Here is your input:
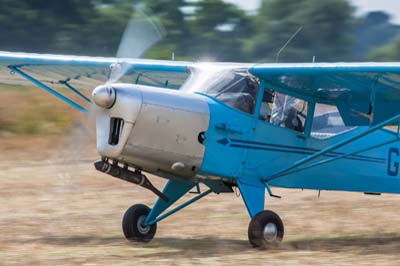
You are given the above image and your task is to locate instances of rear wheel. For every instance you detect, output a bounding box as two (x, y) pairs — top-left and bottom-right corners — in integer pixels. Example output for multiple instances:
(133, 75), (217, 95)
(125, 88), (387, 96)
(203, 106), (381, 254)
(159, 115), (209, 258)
(248, 210), (284, 249)
(122, 204), (157, 242)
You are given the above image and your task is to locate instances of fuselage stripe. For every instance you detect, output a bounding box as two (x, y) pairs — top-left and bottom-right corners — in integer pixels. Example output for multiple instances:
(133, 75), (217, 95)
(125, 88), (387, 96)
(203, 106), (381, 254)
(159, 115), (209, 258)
(228, 139), (385, 164)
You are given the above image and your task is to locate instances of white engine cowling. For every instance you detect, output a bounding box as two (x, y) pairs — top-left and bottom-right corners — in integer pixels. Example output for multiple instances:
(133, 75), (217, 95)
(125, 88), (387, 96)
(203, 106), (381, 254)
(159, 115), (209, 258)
(93, 84), (210, 178)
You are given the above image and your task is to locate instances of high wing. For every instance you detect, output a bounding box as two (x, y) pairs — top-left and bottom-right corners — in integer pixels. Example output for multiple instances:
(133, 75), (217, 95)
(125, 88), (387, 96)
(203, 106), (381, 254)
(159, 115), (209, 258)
(0, 51), (256, 112)
(3, 51), (400, 126)
(0, 51), (191, 111)
(250, 63), (400, 126)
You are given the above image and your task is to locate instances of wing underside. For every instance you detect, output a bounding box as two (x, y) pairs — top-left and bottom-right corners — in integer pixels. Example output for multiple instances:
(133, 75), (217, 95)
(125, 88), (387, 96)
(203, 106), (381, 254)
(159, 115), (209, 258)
(0, 51), (190, 94)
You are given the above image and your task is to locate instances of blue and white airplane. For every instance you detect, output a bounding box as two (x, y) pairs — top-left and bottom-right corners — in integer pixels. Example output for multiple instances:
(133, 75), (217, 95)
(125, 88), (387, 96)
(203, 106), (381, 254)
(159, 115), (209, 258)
(1, 51), (400, 249)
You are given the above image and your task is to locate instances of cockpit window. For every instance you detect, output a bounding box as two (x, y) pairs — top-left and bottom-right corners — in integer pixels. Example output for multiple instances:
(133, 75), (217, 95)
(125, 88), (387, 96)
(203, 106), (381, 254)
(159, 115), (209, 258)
(270, 92), (308, 133)
(181, 68), (259, 114)
(311, 104), (355, 139)
(209, 73), (259, 114)
(257, 88), (307, 133)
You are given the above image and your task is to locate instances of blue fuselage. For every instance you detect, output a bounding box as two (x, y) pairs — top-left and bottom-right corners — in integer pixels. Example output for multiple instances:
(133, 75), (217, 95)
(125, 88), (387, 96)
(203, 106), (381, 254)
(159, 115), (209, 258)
(199, 95), (400, 194)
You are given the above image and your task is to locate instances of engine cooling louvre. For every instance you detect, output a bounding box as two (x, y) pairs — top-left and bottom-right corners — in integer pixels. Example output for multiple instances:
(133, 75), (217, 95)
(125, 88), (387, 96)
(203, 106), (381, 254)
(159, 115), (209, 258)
(108, 117), (124, 145)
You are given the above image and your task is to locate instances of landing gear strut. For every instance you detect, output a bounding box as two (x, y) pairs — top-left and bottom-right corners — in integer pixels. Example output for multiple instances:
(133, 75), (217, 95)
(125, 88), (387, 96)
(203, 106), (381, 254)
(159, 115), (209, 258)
(248, 210), (284, 249)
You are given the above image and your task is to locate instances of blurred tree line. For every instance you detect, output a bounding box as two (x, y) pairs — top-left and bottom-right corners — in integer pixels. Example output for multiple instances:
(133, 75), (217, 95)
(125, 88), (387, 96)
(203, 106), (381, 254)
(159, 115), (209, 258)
(0, 0), (399, 62)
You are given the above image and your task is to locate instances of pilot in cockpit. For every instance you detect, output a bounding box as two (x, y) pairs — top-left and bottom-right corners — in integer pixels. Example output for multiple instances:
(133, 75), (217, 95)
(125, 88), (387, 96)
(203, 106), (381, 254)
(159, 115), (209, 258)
(197, 70), (304, 132)
(270, 92), (304, 132)
(260, 89), (304, 132)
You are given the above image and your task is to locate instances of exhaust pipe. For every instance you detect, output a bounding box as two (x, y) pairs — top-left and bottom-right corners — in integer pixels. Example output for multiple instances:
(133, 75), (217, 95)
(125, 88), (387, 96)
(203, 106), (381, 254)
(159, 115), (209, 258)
(94, 159), (169, 202)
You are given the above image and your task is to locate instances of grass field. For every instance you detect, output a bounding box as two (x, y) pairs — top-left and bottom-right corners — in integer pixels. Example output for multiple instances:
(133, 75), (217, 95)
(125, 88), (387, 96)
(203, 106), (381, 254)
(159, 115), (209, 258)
(3, 144), (400, 265)
(2, 87), (400, 265)
(0, 84), (84, 136)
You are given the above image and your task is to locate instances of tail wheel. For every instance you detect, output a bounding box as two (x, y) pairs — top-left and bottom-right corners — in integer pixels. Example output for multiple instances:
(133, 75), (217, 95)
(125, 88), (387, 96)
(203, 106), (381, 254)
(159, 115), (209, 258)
(248, 210), (284, 249)
(122, 204), (157, 242)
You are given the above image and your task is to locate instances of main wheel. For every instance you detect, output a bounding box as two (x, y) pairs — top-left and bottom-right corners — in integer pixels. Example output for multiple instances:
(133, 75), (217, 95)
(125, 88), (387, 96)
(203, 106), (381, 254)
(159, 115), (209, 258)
(248, 210), (284, 249)
(122, 204), (157, 242)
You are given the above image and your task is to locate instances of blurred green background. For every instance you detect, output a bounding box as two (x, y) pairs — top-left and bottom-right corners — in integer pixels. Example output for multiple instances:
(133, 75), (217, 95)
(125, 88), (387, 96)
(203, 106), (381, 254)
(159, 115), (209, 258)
(1, 0), (400, 62)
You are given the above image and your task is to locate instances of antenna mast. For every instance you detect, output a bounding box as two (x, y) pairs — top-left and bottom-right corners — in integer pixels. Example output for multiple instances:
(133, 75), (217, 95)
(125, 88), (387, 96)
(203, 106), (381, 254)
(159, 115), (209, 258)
(275, 26), (303, 63)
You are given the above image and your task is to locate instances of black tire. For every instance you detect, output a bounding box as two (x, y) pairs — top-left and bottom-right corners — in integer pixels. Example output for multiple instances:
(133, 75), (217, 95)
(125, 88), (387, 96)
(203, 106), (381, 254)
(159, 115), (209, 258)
(122, 204), (157, 243)
(248, 210), (284, 249)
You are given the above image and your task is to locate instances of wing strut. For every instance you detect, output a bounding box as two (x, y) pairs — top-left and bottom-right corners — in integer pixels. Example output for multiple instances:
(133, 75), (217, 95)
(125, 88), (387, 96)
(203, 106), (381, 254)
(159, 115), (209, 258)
(264, 113), (400, 182)
(60, 79), (92, 104)
(8, 65), (88, 113)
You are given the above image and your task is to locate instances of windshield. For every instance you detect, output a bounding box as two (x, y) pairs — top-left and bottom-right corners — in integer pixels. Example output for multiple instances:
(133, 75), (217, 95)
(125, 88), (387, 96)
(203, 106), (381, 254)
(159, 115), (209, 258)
(182, 67), (259, 114)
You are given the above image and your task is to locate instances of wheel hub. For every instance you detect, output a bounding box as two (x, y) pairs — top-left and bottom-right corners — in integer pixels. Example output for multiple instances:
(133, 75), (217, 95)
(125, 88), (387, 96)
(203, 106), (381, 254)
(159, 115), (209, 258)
(263, 223), (278, 242)
(137, 215), (151, 234)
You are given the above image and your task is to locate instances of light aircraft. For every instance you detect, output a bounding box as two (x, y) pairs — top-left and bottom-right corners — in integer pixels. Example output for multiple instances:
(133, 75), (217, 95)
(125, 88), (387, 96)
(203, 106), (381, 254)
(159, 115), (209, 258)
(2, 16), (400, 250)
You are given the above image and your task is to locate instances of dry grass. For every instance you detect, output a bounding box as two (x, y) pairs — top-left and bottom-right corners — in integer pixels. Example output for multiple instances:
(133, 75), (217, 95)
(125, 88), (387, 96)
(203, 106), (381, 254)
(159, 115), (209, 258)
(2, 136), (400, 266)
(0, 84), (85, 135)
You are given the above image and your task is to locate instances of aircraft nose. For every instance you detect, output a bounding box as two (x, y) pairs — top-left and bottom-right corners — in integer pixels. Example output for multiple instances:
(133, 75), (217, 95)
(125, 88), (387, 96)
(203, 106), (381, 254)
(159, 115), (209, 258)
(94, 84), (142, 158)
(92, 85), (116, 108)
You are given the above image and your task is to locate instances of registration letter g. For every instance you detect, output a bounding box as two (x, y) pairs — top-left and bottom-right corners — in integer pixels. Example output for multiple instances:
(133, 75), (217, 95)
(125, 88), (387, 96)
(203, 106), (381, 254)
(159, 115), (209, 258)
(388, 147), (399, 176)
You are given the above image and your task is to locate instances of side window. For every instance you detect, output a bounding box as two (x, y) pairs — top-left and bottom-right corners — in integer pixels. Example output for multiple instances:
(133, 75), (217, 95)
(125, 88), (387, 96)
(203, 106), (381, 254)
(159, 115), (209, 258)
(259, 90), (307, 133)
(270, 92), (307, 133)
(311, 103), (354, 139)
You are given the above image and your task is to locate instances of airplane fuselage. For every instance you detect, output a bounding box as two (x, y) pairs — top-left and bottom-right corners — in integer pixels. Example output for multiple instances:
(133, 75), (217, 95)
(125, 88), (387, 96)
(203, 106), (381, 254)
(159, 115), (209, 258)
(93, 82), (399, 195)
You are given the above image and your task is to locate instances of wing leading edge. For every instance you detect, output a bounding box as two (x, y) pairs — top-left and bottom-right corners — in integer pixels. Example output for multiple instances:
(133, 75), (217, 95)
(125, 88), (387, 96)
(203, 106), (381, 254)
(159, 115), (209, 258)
(0, 51), (192, 112)
(0, 51), (189, 71)
(250, 63), (400, 126)
(0, 51), (190, 89)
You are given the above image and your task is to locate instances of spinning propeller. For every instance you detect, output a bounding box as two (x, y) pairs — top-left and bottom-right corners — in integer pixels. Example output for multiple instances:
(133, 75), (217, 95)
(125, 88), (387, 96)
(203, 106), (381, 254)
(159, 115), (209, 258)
(69, 5), (165, 160)
(106, 5), (166, 85)
(93, 5), (165, 108)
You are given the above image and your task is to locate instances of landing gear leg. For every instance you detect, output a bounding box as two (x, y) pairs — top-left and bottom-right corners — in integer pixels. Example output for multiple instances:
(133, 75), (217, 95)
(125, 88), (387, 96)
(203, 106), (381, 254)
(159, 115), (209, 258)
(237, 180), (284, 248)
